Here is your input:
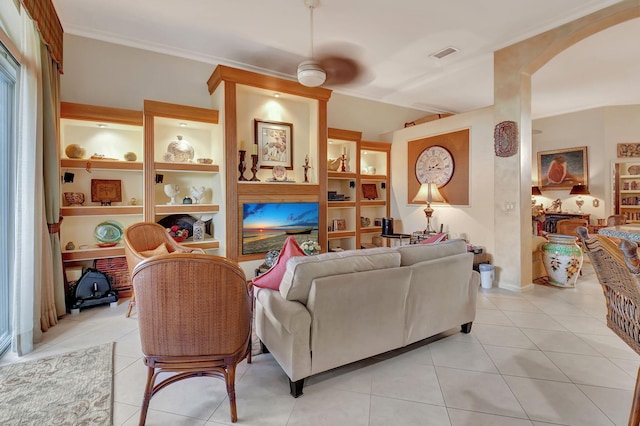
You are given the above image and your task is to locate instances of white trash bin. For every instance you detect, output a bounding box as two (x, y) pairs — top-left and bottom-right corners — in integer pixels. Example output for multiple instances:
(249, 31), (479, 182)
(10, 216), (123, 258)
(479, 264), (494, 289)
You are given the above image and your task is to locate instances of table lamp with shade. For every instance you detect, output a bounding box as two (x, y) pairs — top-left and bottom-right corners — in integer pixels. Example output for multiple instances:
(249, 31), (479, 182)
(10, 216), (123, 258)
(413, 182), (447, 233)
(532, 186), (542, 205)
(569, 184), (590, 213)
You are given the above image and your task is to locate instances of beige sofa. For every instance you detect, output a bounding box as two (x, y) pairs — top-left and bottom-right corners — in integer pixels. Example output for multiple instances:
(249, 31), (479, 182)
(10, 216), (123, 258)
(254, 239), (480, 397)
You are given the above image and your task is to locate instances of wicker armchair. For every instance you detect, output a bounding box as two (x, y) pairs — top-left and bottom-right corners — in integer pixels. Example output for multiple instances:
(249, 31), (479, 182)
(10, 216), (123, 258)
(123, 222), (205, 318)
(607, 214), (626, 227)
(132, 253), (252, 424)
(576, 227), (640, 425)
(556, 218), (589, 237)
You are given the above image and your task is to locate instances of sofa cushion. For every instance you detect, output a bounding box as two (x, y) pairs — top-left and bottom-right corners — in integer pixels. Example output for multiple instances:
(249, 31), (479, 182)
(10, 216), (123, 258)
(419, 232), (447, 244)
(396, 239), (467, 266)
(279, 247), (401, 304)
(253, 237), (307, 290)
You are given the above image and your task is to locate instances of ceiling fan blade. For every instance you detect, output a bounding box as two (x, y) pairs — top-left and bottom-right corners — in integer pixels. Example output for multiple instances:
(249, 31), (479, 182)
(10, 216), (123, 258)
(319, 56), (361, 85)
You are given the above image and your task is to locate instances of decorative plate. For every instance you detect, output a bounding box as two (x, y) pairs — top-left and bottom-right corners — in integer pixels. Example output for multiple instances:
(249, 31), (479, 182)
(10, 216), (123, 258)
(94, 220), (124, 244)
(272, 165), (287, 181)
(97, 242), (117, 248)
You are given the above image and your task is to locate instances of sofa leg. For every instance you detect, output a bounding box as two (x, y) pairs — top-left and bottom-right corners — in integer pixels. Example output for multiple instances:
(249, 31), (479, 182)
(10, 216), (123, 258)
(260, 340), (270, 354)
(289, 378), (304, 398)
(461, 322), (473, 333)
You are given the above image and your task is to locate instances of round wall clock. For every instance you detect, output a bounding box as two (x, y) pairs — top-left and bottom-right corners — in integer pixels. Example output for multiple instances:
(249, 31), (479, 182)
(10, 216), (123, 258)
(415, 145), (454, 186)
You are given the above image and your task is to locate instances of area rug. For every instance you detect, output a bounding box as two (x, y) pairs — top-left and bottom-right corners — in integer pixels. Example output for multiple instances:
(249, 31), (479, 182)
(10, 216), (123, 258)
(0, 343), (113, 426)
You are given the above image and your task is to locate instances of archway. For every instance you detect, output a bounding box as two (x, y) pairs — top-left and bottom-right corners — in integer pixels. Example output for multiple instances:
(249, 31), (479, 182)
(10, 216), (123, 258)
(493, 0), (640, 290)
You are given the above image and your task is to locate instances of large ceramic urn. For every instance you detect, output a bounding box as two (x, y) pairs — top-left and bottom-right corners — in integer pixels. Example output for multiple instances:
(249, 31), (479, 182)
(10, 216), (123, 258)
(541, 234), (584, 287)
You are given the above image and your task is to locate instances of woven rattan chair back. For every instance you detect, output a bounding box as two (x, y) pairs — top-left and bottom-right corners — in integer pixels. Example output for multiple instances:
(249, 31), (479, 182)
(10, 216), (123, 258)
(576, 227), (640, 425)
(556, 219), (588, 237)
(607, 214), (626, 227)
(131, 253), (251, 424)
(123, 222), (204, 317)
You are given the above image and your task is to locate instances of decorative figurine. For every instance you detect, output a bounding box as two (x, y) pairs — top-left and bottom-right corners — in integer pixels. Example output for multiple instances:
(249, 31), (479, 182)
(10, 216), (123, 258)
(164, 184), (180, 205)
(302, 155), (311, 183)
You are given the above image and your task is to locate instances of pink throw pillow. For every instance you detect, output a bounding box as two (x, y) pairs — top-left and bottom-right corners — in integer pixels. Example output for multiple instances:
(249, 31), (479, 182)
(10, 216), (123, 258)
(419, 233), (447, 245)
(252, 237), (307, 290)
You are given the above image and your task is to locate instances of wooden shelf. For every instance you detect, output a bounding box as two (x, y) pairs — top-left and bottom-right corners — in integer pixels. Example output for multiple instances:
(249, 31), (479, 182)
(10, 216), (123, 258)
(61, 158), (143, 170)
(621, 175), (640, 179)
(61, 205), (143, 216)
(155, 204), (220, 214)
(328, 201), (356, 208)
(360, 174), (387, 181)
(328, 231), (356, 239)
(62, 246), (125, 262)
(181, 239), (220, 249)
(154, 162), (220, 172)
(621, 190), (640, 193)
(360, 200), (386, 206)
(621, 205), (640, 209)
(328, 172), (357, 179)
(360, 226), (382, 234)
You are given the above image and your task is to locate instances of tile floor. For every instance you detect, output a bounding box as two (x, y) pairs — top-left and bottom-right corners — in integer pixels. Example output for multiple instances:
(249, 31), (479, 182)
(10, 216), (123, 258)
(2, 261), (639, 425)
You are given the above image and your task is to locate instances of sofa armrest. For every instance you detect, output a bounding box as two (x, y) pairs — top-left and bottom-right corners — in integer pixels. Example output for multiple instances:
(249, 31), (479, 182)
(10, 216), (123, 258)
(255, 288), (310, 334)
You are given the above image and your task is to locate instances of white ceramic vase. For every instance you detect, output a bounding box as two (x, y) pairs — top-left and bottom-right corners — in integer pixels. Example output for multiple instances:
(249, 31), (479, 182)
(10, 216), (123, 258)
(164, 184), (180, 205)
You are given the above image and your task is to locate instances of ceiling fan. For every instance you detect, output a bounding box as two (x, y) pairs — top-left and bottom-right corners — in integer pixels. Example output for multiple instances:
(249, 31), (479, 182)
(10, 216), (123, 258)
(297, 0), (366, 88)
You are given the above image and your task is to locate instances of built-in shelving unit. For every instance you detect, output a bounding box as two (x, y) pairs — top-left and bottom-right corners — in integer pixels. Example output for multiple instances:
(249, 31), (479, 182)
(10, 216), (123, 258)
(616, 162), (640, 222)
(59, 102), (144, 266)
(207, 65), (331, 262)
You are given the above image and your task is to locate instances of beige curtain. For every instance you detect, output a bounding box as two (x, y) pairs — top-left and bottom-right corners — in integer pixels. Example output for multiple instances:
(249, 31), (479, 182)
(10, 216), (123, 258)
(40, 40), (63, 331)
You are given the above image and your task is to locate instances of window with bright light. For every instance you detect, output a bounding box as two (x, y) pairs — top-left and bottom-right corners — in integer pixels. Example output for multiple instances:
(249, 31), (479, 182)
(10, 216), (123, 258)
(0, 41), (18, 356)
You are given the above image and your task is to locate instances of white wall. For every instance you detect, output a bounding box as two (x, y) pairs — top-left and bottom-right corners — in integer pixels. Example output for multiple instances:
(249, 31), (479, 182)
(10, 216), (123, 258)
(532, 105), (640, 220)
(61, 35), (426, 138)
(387, 107), (496, 257)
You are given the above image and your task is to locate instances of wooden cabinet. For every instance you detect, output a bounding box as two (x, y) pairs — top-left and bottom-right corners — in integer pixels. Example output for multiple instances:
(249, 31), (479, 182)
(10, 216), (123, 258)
(616, 162), (640, 223)
(358, 141), (391, 248)
(59, 101), (224, 266)
(59, 102), (144, 263)
(326, 128), (360, 251)
(325, 130), (391, 251)
(143, 100), (223, 252)
(207, 65), (331, 261)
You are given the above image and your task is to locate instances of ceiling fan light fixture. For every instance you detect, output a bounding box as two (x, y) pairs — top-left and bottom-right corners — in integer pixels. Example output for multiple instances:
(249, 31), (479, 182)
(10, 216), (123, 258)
(297, 60), (326, 87)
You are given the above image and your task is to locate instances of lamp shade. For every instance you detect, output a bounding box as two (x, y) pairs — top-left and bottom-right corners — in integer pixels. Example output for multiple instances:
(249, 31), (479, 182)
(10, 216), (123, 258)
(531, 186), (542, 196)
(413, 183), (446, 204)
(569, 184), (590, 195)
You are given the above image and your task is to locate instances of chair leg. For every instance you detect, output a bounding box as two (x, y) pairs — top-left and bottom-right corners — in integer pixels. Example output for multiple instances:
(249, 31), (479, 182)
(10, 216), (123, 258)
(139, 365), (155, 426)
(226, 365), (238, 423)
(629, 367), (640, 426)
(126, 290), (136, 318)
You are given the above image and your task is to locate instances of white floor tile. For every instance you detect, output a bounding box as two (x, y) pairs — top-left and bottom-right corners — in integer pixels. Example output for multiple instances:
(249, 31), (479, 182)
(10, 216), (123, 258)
(3, 262), (639, 426)
(370, 396), (451, 426)
(435, 366), (527, 419)
(504, 375), (614, 425)
(543, 352), (635, 390)
(484, 345), (569, 382)
(578, 384), (635, 426)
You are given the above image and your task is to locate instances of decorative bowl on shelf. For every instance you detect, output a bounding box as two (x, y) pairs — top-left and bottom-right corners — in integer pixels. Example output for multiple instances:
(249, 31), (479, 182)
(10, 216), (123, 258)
(64, 192), (85, 206)
(197, 158), (213, 164)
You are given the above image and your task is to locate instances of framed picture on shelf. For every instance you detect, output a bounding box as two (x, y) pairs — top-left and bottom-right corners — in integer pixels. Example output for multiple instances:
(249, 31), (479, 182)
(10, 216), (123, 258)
(255, 119), (293, 169)
(91, 179), (122, 205)
(362, 183), (379, 200)
(537, 146), (588, 191)
(332, 218), (347, 231)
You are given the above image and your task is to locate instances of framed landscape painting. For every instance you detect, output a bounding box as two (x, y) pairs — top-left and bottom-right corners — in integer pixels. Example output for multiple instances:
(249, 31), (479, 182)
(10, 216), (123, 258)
(537, 146), (588, 191)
